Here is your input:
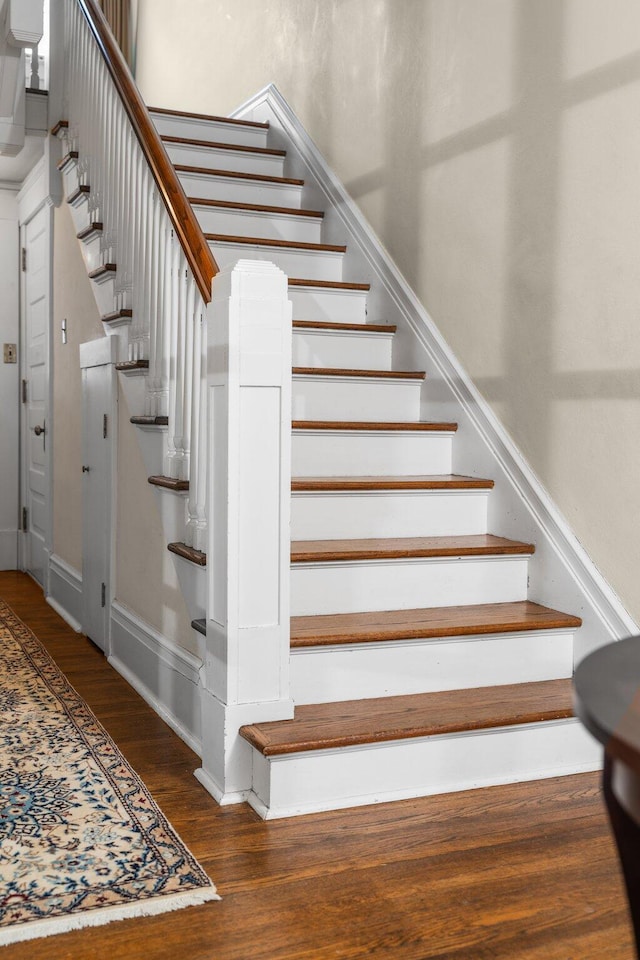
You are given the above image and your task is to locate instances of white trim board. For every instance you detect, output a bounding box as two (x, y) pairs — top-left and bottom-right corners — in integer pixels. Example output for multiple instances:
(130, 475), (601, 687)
(47, 553), (82, 631)
(109, 601), (203, 756)
(231, 84), (637, 662)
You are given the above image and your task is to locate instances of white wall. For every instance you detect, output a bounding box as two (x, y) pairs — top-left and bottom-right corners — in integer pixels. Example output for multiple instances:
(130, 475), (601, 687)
(0, 188), (19, 569)
(135, 0), (640, 623)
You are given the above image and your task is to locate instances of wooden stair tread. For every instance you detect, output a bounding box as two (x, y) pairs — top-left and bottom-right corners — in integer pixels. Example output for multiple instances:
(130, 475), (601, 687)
(130, 415), (168, 426)
(102, 308), (133, 323)
(288, 278), (370, 291)
(148, 475), (189, 491)
(88, 263), (116, 280)
(189, 197), (324, 219)
(292, 366), (424, 380)
(58, 150), (78, 171)
(115, 359), (148, 371)
(162, 134), (285, 157)
(174, 163), (304, 186)
(290, 600), (582, 647)
(293, 320), (395, 333)
(291, 474), (494, 491)
(168, 542), (207, 566)
(191, 618), (206, 636)
(292, 420), (457, 432)
(77, 222), (103, 241)
(206, 234), (346, 253)
(240, 679), (574, 756)
(51, 119), (69, 136)
(291, 534), (535, 563)
(67, 184), (90, 204)
(149, 106), (269, 129)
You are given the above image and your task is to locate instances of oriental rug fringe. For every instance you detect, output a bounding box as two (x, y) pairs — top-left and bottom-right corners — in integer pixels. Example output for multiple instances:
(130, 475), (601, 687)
(0, 600), (218, 947)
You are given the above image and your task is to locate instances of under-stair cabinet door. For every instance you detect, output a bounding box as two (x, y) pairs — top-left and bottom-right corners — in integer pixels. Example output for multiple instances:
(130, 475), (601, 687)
(80, 338), (117, 652)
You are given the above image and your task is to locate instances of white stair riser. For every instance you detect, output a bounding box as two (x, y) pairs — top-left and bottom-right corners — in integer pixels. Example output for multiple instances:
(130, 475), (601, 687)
(64, 185), (93, 234)
(177, 170), (303, 207)
(127, 425), (166, 479)
(210, 241), (344, 282)
(81, 232), (106, 274)
(89, 274), (119, 317)
(163, 141), (285, 177)
(247, 719), (601, 819)
(61, 163), (80, 197)
(169, 555), (206, 622)
(288, 287), (367, 324)
(292, 375), (422, 422)
(291, 555), (530, 616)
(292, 329), (393, 370)
(292, 430), (455, 476)
(291, 629), (575, 704)
(63, 170), (104, 236)
(117, 367), (148, 414)
(291, 489), (489, 540)
(150, 113), (269, 149)
(193, 205), (323, 244)
(152, 488), (189, 543)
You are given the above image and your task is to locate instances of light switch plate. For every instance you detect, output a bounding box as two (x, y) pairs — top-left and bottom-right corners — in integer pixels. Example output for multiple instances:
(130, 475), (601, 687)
(3, 343), (17, 364)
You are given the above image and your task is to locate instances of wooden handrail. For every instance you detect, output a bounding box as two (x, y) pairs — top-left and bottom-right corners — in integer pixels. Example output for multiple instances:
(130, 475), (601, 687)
(74, 0), (218, 302)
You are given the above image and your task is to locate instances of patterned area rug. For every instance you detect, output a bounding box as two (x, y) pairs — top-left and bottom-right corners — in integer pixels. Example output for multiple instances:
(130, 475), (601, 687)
(0, 600), (218, 946)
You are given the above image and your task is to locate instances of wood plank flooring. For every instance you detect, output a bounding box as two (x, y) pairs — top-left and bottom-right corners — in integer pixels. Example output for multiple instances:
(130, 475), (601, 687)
(0, 571), (633, 960)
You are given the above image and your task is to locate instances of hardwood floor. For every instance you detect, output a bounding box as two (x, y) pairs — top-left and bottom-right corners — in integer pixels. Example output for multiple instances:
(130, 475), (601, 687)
(0, 571), (633, 960)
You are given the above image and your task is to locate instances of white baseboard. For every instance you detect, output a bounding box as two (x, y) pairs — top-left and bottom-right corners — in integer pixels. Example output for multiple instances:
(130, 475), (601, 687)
(109, 601), (203, 756)
(193, 767), (249, 806)
(232, 84), (637, 660)
(47, 554), (83, 631)
(0, 528), (18, 571)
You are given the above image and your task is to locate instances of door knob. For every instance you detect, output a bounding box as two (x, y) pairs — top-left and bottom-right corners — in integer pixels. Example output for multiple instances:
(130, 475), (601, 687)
(82, 465), (90, 473)
(33, 424), (45, 436)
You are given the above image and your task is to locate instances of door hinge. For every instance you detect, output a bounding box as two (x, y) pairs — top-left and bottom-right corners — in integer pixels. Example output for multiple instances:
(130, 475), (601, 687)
(101, 582), (106, 608)
(21, 379), (27, 404)
(22, 506), (27, 531)
(103, 413), (108, 439)
(21, 247), (26, 272)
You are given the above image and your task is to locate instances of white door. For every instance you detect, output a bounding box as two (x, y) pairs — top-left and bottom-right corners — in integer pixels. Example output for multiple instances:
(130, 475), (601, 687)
(81, 346), (116, 652)
(21, 206), (51, 586)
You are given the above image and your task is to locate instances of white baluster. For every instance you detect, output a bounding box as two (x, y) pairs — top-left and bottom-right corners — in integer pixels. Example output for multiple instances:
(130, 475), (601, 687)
(29, 45), (40, 90)
(145, 193), (161, 416)
(182, 274), (195, 493)
(165, 238), (181, 478)
(158, 220), (171, 418)
(187, 296), (208, 552)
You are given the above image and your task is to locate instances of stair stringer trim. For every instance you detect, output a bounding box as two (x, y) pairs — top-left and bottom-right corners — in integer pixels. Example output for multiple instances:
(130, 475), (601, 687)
(232, 83), (637, 664)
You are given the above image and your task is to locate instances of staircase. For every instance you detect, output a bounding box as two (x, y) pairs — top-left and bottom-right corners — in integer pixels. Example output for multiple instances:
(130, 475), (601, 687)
(153, 106), (597, 816)
(56, 0), (604, 821)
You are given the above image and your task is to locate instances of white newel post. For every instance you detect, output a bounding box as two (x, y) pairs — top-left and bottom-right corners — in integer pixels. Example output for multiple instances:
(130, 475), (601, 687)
(196, 260), (295, 804)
